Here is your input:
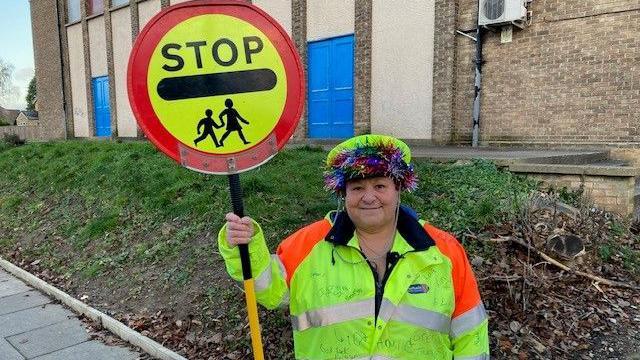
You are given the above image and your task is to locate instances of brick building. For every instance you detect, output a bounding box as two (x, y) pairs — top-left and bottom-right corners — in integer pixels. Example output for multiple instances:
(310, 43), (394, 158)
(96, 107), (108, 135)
(28, 0), (640, 149)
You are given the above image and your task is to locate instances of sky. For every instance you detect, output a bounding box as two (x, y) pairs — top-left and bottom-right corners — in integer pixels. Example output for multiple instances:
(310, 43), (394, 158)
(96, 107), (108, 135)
(0, 0), (34, 110)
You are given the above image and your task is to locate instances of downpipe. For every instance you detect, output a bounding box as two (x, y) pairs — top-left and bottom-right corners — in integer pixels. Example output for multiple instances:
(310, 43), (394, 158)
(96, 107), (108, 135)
(472, 25), (484, 147)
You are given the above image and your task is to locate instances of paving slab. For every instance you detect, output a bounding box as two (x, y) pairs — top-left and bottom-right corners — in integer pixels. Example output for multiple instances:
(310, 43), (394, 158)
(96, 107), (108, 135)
(31, 340), (139, 360)
(0, 290), (51, 316)
(7, 319), (91, 359)
(0, 278), (32, 298)
(0, 304), (73, 337)
(0, 270), (13, 282)
(0, 268), (145, 360)
(0, 338), (24, 360)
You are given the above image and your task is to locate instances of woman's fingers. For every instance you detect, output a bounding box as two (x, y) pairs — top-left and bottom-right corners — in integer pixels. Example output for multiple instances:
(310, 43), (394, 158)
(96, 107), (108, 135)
(225, 212), (241, 222)
(225, 213), (255, 247)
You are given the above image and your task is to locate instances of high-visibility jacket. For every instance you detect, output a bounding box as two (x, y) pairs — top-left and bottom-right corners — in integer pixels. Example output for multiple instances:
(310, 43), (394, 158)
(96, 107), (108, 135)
(218, 207), (489, 359)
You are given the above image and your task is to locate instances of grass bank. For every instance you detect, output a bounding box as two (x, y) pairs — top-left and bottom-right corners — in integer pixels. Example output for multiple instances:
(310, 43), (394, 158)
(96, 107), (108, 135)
(0, 139), (541, 357)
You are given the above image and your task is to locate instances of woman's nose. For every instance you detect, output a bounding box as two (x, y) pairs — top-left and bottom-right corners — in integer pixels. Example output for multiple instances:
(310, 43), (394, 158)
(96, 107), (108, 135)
(361, 189), (377, 203)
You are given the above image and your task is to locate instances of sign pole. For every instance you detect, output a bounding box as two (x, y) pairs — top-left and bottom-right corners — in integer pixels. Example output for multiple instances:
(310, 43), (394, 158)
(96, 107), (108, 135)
(228, 174), (265, 360)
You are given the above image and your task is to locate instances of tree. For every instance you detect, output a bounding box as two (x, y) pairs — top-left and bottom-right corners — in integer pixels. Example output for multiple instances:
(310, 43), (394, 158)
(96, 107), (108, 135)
(25, 76), (36, 111)
(0, 58), (19, 108)
(0, 58), (14, 94)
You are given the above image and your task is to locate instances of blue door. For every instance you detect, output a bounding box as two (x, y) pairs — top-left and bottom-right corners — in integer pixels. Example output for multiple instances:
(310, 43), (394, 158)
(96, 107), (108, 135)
(308, 35), (354, 139)
(92, 76), (111, 137)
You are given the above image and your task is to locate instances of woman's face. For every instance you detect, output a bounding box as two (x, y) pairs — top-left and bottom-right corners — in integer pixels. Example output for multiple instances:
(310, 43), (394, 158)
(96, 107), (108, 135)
(344, 176), (399, 233)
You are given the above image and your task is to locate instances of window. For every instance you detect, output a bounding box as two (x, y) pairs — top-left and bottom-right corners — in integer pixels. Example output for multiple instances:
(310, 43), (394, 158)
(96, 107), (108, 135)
(111, 0), (129, 7)
(88, 0), (104, 15)
(67, 0), (81, 22)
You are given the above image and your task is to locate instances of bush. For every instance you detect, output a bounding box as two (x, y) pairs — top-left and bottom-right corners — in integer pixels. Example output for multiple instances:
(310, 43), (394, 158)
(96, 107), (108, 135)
(0, 133), (24, 151)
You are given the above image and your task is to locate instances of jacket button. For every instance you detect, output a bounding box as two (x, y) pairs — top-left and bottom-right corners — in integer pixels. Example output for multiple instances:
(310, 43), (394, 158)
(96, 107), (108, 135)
(367, 321), (372, 326)
(377, 325), (382, 330)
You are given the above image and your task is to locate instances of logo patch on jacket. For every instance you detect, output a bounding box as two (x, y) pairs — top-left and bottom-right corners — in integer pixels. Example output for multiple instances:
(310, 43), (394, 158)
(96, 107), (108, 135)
(408, 284), (429, 294)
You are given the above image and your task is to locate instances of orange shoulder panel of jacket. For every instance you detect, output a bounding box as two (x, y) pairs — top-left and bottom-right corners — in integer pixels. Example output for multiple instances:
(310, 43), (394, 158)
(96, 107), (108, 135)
(276, 219), (332, 286)
(424, 223), (482, 318)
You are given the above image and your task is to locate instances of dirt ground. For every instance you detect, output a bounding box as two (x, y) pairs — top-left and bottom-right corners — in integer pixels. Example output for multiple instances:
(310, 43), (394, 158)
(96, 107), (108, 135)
(3, 195), (640, 359)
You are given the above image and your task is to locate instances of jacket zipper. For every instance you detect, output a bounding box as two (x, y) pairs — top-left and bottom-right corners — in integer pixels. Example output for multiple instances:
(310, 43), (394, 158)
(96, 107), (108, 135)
(360, 250), (401, 323)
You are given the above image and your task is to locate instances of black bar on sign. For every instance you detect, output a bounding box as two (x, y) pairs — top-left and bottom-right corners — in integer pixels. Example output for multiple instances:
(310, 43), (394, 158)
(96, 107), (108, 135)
(157, 69), (277, 100)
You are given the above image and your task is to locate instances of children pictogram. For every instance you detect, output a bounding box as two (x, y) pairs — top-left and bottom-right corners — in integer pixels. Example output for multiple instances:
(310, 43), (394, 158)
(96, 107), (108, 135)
(219, 98), (251, 146)
(194, 109), (223, 148)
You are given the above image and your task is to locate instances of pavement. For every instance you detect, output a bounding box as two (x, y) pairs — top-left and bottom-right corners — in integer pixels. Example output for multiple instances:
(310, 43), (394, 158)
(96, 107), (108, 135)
(0, 269), (141, 360)
(290, 141), (611, 165)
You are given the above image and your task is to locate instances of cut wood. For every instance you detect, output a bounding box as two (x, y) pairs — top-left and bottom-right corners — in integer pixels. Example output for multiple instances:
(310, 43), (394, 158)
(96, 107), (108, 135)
(509, 237), (640, 291)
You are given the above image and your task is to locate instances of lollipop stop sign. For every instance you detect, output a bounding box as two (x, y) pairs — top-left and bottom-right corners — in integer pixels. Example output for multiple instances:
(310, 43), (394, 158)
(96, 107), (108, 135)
(128, 0), (304, 174)
(128, 2), (304, 359)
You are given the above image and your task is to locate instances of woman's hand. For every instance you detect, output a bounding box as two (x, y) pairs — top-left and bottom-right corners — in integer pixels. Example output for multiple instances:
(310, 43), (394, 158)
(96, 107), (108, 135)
(224, 212), (255, 247)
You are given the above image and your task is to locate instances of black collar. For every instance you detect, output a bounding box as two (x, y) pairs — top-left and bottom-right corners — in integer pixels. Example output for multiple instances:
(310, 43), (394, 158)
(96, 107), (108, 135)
(325, 206), (435, 251)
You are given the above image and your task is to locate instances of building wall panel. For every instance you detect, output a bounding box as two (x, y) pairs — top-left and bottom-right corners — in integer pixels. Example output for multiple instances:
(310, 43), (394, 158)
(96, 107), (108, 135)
(138, 0), (161, 30)
(371, 0), (435, 139)
(452, 0), (640, 146)
(88, 17), (108, 76)
(67, 24), (90, 137)
(254, 0), (292, 36)
(307, 0), (354, 41)
(111, 6), (137, 137)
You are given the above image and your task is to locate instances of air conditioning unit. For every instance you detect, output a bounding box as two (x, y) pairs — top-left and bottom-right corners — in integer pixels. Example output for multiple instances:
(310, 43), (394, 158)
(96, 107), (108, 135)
(478, 0), (527, 27)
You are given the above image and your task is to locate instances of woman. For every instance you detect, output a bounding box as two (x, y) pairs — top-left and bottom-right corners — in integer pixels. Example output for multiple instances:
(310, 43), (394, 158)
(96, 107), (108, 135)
(219, 134), (489, 359)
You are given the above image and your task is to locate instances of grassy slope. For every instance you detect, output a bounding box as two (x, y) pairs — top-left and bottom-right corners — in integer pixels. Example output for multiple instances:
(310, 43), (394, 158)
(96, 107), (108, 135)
(0, 140), (538, 356)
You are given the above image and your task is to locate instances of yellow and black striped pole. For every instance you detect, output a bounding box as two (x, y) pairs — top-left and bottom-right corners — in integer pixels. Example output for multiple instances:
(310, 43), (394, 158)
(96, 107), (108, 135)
(228, 173), (265, 360)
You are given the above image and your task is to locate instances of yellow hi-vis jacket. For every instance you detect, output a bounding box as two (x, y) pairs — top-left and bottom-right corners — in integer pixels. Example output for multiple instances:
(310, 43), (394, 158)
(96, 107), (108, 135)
(219, 207), (490, 359)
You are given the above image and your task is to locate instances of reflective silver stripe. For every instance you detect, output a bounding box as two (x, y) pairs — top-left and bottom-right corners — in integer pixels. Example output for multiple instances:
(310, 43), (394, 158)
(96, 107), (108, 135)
(273, 255), (287, 280)
(254, 255), (286, 292)
(377, 298), (396, 323)
(454, 354), (489, 360)
(351, 356), (395, 360)
(291, 298), (374, 331)
(391, 304), (451, 334)
(378, 298), (450, 334)
(450, 303), (488, 339)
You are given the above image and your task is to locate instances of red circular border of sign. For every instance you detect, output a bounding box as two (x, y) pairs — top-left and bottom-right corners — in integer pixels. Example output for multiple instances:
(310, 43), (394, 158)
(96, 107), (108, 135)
(127, 0), (304, 172)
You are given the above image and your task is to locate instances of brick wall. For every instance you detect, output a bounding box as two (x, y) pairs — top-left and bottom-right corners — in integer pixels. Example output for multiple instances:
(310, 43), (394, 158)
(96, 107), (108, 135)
(291, 0), (308, 141)
(431, 0), (457, 144)
(449, 0), (640, 147)
(29, 0), (68, 141)
(354, 0), (372, 135)
(532, 173), (637, 218)
(0, 126), (42, 141)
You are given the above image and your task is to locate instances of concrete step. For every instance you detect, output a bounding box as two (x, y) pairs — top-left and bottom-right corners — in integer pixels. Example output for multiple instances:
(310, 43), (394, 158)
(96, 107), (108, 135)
(521, 151), (610, 165)
(588, 159), (630, 167)
(508, 163), (640, 177)
(634, 183), (640, 221)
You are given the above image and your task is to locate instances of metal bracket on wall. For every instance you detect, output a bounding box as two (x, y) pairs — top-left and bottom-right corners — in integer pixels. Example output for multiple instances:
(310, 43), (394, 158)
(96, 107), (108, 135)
(455, 30), (477, 42)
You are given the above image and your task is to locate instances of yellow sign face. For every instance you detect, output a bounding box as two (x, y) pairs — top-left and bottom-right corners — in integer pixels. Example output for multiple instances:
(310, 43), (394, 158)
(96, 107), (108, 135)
(147, 14), (287, 154)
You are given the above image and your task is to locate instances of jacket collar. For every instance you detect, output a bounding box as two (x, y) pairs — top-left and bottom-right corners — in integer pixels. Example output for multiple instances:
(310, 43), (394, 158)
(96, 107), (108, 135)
(324, 206), (435, 251)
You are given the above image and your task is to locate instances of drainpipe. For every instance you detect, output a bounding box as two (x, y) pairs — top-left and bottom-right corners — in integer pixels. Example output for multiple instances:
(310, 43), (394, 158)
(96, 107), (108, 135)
(471, 23), (484, 147)
(54, 0), (69, 139)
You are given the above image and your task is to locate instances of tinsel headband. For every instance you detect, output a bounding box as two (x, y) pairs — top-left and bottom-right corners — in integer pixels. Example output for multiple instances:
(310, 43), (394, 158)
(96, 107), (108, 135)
(323, 134), (418, 195)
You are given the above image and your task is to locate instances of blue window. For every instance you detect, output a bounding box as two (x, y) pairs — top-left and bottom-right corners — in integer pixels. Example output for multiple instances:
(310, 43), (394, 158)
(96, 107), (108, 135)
(307, 35), (354, 139)
(67, 0), (81, 23)
(111, 0), (129, 7)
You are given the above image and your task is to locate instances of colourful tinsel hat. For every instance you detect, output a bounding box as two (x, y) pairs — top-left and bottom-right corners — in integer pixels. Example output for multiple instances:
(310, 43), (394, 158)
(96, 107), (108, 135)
(323, 134), (418, 195)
